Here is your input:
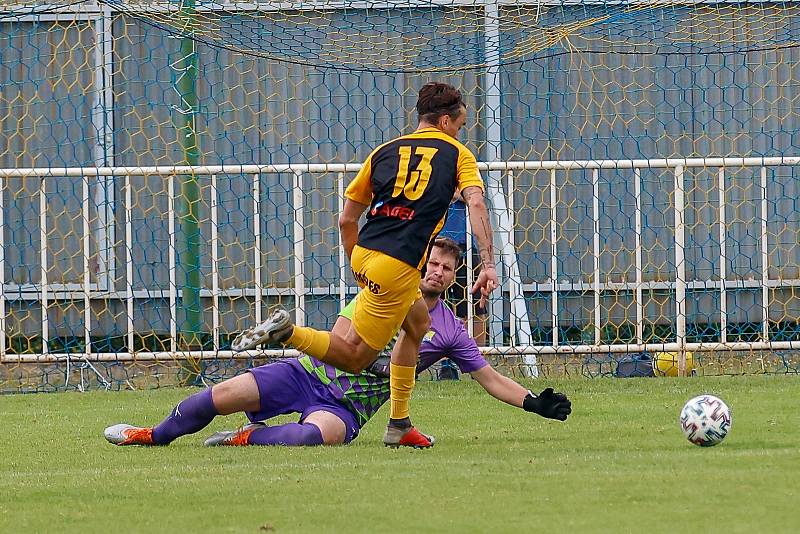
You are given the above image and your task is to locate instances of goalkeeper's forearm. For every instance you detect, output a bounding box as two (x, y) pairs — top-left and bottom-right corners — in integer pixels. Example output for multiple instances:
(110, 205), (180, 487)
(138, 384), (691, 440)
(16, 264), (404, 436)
(472, 366), (571, 421)
(471, 366), (528, 408)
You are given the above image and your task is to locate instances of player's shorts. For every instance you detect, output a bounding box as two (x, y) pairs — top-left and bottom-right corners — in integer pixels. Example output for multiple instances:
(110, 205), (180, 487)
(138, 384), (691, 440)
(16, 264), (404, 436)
(350, 245), (422, 351)
(245, 360), (361, 444)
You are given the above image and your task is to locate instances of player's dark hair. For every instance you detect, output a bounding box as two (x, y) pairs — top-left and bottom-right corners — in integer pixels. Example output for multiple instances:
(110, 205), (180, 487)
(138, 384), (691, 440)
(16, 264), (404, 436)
(417, 82), (465, 124)
(432, 236), (463, 265)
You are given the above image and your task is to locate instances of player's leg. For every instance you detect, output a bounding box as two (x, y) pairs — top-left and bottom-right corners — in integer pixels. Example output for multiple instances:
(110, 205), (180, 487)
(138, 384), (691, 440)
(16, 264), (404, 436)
(203, 360), (338, 446)
(231, 246), (415, 374)
(232, 304), (376, 375)
(209, 372), (261, 414)
(231, 305), (375, 375)
(206, 409), (352, 447)
(206, 363), (361, 446)
(290, 245), (414, 373)
(383, 297), (435, 448)
(388, 298), (430, 419)
(284, 245), (406, 373)
(340, 247), (432, 447)
(244, 410), (350, 446)
(104, 372), (261, 446)
(301, 410), (348, 444)
(148, 377), (251, 444)
(323, 312), (379, 374)
(104, 386), (218, 446)
(315, 313), (379, 374)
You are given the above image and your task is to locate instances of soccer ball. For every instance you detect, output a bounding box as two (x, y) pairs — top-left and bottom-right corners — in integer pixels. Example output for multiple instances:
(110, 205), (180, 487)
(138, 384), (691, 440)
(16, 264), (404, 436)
(679, 394), (732, 447)
(652, 351), (694, 377)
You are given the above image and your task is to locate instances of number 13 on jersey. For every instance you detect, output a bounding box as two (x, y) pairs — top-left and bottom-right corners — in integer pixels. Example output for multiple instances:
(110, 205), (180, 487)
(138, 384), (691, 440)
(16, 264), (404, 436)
(392, 146), (439, 200)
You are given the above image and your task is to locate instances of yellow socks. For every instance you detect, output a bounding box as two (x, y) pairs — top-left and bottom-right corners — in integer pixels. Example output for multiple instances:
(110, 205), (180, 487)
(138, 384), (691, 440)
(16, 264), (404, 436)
(389, 363), (416, 420)
(287, 326), (331, 359)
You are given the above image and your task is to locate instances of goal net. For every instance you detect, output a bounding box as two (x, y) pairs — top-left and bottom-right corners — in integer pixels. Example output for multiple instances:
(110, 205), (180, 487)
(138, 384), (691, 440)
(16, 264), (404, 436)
(2, 0), (800, 391)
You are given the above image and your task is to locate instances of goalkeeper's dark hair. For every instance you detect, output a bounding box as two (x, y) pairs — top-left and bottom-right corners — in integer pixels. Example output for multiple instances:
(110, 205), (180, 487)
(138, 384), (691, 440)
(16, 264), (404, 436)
(432, 236), (463, 265)
(417, 82), (465, 123)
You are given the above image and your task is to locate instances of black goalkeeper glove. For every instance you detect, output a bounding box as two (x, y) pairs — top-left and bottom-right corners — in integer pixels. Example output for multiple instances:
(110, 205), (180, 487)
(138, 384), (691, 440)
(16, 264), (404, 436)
(523, 387), (572, 421)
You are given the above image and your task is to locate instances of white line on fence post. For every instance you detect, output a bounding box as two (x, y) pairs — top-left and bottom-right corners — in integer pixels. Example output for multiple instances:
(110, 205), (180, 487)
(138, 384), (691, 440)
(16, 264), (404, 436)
(210, 174), (219, 351)
(83, 174), (91, 359)
(488, 170), (535, 369)
(337, 172), (346, 311)
(674, 166), (687, 376)
(718, 167), (727, 344)
(40, 177), (48, 356)
(593, 168), (601, 345)
(483, 0), (503, 345)
(634, 168), (643, 344)
(550, 169), (559, 348)
(125, 175), (134, 356)
(293, 170), (305, 327)
(168, 174), (177, 353)
(93, 8), (115, 294)
(761, 166), (769, 341)
(253, 173), (262, 327)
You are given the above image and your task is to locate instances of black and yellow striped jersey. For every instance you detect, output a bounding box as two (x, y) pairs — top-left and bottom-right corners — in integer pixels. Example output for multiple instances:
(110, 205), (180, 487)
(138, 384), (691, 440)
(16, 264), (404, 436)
(345, 127), (484, 270)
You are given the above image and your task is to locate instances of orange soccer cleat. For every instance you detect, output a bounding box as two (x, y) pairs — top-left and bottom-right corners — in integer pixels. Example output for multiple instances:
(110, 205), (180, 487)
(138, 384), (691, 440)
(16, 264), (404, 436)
(203, 423), (265, 447)
(103, 424), (155, 446)
(383, 425), (435, 449)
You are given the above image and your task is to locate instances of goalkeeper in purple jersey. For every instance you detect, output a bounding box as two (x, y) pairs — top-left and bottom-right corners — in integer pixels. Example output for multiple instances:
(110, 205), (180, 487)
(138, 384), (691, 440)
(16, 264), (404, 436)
(103, 237), (571, 448)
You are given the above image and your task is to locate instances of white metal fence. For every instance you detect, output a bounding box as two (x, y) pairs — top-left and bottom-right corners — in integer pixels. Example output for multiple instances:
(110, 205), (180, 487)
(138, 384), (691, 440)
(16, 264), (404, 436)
(2, 156), (800, 364)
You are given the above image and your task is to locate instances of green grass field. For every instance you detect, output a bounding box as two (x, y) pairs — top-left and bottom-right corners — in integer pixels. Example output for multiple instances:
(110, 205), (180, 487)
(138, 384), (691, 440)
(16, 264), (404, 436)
(2, 376), (798, 533)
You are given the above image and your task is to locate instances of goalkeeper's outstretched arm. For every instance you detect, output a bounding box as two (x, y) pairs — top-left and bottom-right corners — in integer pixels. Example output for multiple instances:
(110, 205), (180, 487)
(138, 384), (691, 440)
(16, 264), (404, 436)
(471, 366), (572, 421)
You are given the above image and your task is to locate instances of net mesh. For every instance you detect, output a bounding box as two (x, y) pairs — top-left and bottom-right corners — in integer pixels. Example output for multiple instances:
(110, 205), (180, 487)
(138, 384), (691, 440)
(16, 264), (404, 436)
(72, 1), (800, 71)
(2, 0), (800, 392)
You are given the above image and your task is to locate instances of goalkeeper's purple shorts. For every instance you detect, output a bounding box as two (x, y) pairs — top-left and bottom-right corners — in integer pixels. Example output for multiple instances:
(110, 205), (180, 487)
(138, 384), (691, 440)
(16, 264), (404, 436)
(245, 359), (360, 444)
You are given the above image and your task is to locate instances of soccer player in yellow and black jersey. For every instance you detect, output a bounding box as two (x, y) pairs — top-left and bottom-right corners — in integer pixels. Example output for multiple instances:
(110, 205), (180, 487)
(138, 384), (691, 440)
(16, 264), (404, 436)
(232, 82), (499, 448)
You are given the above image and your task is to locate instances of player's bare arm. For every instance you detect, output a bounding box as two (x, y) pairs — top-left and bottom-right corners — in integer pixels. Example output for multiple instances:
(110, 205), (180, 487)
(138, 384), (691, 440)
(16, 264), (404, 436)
(339, 198), (368, 260)
(461, 185), (499, 307)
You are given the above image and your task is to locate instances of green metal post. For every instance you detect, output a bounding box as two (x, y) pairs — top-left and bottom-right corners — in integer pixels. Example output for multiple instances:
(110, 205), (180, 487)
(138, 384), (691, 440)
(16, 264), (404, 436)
(175, 0), (202, 351)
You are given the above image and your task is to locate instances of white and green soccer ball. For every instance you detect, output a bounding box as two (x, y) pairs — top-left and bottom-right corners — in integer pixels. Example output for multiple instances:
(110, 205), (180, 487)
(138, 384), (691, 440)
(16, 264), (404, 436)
(679, 394), (732, 447)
